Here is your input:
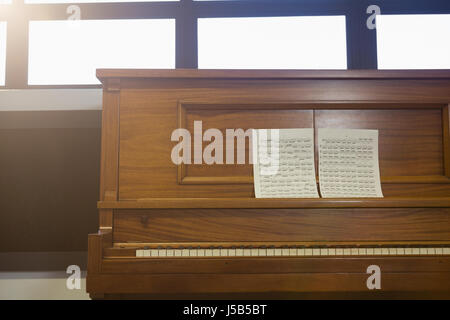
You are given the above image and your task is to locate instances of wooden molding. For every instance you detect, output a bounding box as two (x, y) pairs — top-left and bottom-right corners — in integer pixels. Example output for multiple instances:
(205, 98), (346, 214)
(98, 197), (450, 209)
(96, 69), (450, 83)
(443, 105), (450, 178)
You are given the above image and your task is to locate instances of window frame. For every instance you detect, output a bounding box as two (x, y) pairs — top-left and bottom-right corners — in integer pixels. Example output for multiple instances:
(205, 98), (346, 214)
(2, 0), (450, 88)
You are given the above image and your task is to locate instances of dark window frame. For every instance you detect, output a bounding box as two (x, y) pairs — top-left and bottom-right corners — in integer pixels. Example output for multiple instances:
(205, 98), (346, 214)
(2, 0), (450, 89)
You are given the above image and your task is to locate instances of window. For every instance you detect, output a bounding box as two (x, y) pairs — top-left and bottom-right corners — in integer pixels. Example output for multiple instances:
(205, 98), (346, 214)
(2, 1), (450, 88)
(28, 19), (175, 85)
(0, 22), (6, 86)
(198, 16), (347, 69)
(377, 14), (450, 69)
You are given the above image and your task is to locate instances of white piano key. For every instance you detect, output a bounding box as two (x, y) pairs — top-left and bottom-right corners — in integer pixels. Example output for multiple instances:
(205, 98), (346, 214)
(140, 245), (450, 259)
(158, 249), (167, 257)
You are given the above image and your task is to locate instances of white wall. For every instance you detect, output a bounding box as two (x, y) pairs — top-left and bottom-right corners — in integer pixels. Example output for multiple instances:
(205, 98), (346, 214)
(0, 89), (102, 111)
(0, 89), (100, 300)
(0, 272), (90, 300)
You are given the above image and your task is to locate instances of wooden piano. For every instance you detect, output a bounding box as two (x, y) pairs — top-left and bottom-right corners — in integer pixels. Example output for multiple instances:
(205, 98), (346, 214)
(87, 69), (450, 299)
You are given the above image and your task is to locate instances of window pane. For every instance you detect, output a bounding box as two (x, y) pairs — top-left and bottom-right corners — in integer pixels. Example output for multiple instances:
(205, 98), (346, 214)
(26, 0), (177, 3)
(377, 14), (450, 69)
(28, 19), (175, 85)
(0, 22), (6, 86)
(198, 16), (347, 69)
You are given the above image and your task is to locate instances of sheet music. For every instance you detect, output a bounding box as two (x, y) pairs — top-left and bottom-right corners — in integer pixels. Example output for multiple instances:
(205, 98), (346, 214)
(318, 128), (383, 198)
(252, 128), (319, 198)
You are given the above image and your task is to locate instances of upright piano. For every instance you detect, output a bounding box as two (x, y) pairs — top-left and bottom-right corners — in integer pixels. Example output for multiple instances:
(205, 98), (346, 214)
(87, 69), (450, 299)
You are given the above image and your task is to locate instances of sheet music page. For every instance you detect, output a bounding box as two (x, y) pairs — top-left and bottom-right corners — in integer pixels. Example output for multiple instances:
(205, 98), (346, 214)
(318, 128), (383, 198)
(252, 128), (319, 198)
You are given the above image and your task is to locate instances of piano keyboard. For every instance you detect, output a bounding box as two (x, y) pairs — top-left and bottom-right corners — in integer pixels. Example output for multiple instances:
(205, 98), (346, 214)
(135, 246), (450, 258)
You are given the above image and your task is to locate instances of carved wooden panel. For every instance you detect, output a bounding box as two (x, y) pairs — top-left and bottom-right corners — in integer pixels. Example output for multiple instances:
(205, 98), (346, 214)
(116, 76), (450, 200)
(179, 103), (313, 184)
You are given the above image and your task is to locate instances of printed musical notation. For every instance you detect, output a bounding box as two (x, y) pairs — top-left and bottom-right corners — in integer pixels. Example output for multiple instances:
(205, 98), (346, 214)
(252, 128), (319, 198)
(318, 128), (383, 198)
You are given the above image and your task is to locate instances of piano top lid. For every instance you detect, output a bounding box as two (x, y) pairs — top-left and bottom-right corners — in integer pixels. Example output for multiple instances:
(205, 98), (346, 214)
(96, 69), (450, 84)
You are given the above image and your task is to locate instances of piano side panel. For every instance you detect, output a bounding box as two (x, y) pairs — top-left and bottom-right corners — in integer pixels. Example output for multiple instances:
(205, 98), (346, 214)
(100, 88), (120, 201)
(113, 208), (450, 243)
(444, 105), (450, 178)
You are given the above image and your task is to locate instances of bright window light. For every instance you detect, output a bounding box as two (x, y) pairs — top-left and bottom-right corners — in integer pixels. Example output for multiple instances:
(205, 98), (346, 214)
(377, 14), (450, 69)
(198, 16), (347, 69)
(28, 19), (175, 85)
(0, 22), (6, 86)
(25, 0), (177, 3)
(0, 0), (12, 4)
